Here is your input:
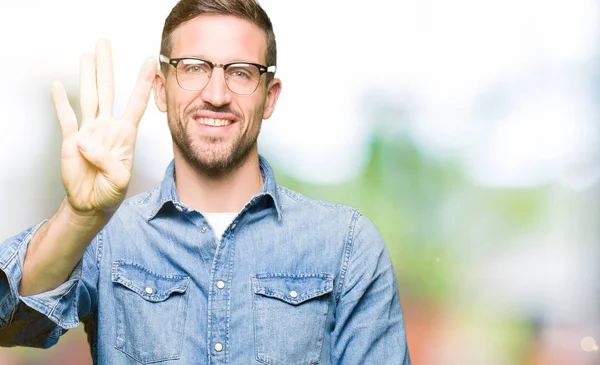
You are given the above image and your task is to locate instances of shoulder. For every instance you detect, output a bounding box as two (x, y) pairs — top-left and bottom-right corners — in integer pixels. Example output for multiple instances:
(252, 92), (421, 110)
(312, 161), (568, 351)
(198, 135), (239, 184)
(276, 184), (360, 219)
(275, 185), (383, 242)
(281, 185), (385, 247)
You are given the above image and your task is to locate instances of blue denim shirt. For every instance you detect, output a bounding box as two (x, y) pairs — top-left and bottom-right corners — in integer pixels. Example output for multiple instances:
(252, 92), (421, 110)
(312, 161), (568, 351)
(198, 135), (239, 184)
(0, 156), (411, 365)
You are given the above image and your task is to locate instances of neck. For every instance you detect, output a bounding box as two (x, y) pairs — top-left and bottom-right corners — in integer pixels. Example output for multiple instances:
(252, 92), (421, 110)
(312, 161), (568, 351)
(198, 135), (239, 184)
(173, 147), (264, 213)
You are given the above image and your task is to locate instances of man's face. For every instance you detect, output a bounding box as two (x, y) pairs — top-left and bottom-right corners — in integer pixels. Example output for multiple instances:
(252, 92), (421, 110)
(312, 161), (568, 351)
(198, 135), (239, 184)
(154, 14), (281, 176)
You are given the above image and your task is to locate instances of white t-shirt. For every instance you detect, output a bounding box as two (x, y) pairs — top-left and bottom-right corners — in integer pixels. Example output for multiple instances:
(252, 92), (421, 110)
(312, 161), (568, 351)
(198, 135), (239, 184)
(203, 212), (238, 241)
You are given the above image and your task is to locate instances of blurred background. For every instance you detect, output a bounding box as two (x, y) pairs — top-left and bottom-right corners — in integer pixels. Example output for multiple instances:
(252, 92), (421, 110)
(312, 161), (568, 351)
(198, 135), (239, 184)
(0, 0), (598, 364)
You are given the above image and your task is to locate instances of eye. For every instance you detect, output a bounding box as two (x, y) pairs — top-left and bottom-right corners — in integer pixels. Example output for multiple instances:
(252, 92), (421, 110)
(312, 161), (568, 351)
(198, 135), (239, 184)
(184, 65), (207, 74)
(228, 69), (251, 79)
(227, 65), (258, 81)
(178, 59), (210, 75)
(234, 70), (250, 79)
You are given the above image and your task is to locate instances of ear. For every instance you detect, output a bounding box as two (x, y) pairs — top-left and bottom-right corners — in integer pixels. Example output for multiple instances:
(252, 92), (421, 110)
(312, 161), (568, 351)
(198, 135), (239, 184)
(153, 70), (168, 113)
(262, 77), (282, 120)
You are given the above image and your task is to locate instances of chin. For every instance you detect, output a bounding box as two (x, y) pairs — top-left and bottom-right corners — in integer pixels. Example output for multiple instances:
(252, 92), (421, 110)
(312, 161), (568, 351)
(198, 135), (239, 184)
(188, 149), (235, 173)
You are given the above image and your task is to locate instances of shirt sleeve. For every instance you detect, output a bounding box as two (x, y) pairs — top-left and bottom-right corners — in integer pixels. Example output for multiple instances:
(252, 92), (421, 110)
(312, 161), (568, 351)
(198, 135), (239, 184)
(331, 214), (412, 365)
(0, 221), (99, 348)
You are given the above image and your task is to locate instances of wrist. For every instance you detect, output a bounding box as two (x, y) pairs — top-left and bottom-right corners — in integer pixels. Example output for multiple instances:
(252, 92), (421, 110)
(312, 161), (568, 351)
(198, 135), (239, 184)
(59, 197), (113, 230)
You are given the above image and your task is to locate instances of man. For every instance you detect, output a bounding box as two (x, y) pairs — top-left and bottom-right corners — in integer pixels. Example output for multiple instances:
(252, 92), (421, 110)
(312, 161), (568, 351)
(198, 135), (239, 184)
(0, 0), (411, 364)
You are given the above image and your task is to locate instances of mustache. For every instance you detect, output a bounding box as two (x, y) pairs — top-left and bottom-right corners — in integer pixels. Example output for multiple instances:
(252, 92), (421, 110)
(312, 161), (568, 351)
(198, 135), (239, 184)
(184, 105), (242, 119)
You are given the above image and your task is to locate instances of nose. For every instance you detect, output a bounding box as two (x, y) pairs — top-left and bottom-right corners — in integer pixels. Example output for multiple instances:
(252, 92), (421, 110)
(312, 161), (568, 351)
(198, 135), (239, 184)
(200, 67), (233, 107)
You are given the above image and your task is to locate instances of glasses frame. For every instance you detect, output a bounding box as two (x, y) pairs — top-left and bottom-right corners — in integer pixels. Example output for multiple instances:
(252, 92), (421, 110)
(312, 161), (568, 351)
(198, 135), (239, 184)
(159, 54), (277, 95)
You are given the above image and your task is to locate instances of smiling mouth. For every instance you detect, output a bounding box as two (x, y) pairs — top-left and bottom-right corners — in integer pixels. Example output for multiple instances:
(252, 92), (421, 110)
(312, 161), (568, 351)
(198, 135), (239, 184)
(196, 118), (234, 127)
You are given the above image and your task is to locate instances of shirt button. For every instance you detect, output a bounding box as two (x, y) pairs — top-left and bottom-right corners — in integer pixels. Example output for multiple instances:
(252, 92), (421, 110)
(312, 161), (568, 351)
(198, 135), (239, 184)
(231, 223), (237, 229)
(201, 226), (207, 233)
(175, 205), (183, 212)
(289, 290), (298, 298)
(216, 281), (225, 289)
(214, 343), (223, 352)
(145, 287), (153, 295)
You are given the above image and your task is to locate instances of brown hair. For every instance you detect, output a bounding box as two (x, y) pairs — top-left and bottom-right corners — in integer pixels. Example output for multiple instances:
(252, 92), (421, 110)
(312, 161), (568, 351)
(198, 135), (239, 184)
(160, 0), (277, 80)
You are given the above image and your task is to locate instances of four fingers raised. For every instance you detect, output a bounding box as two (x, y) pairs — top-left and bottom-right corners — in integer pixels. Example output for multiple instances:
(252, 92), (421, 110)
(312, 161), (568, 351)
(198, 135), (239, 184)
(50, 40), (156, 211)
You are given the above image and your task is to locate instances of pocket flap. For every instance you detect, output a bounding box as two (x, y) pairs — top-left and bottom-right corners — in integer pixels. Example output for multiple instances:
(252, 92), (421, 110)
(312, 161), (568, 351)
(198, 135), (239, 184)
(252, 273), (333, 305)
(111, 261), (190, 302)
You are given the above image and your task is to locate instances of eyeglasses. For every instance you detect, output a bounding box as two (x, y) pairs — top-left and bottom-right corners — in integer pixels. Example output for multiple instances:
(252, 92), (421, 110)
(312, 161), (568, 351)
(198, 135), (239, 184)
(159, 55), (276, 95)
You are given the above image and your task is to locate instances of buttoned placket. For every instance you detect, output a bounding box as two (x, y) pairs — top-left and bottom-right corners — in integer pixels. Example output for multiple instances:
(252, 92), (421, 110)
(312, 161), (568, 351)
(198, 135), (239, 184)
(206, 219), (239, 365)
(174, 201), (231, 364)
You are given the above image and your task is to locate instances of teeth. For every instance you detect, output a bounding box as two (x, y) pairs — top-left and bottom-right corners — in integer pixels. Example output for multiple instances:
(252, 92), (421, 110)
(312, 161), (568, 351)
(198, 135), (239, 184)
(197, 118), (232, 126)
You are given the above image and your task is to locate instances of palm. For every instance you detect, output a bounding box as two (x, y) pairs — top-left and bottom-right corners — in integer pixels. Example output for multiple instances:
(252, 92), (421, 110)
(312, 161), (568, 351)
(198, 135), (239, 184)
(60, 115), (137, 211)
(52, 40), (157, 213)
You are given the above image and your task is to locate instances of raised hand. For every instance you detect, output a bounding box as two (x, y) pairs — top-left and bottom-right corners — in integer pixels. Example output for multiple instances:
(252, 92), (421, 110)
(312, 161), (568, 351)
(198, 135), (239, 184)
(51, 40), (157, 214)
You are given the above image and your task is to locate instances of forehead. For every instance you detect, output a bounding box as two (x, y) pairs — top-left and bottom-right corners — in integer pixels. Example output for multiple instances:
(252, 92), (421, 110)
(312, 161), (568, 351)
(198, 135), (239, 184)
(170, 14), (267, 64)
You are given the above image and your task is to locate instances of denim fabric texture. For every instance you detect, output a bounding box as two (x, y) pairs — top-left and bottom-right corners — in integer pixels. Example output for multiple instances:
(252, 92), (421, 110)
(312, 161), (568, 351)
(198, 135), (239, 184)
(0, 156), (411, 365)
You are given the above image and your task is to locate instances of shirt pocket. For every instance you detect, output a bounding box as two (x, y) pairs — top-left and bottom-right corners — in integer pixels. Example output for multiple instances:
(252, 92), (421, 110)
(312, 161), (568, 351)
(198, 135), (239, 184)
(252, 273), (333, 365)
(111, 261), (190, 364)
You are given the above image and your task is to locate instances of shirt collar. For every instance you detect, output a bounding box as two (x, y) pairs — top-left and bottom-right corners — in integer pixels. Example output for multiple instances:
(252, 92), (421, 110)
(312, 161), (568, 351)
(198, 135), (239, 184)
(146, 155), (282, 221)
(257, 155), (283, 221)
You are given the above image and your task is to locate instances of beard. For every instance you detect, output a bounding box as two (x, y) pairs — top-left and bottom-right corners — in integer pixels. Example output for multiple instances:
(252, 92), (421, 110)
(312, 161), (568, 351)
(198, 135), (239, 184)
(168, 105), (261, 178)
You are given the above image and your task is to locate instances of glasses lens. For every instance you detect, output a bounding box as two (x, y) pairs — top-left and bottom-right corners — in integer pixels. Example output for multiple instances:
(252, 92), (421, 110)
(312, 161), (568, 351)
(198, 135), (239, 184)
(175, 59), (211, 91)
(225, 63), (261, 95)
